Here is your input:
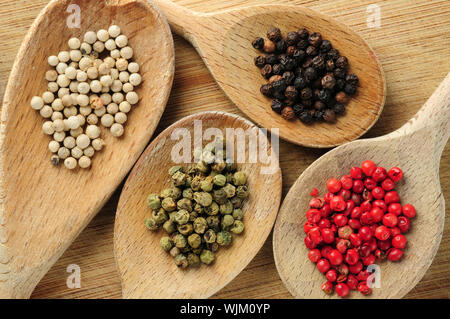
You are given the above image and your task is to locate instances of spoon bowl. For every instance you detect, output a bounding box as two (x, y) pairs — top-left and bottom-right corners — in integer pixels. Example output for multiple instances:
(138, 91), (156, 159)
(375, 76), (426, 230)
(154, 0), (385, 148)
(114, 111), (281, 298)
(273, 73), (450, 298)
(0, 0), (174, 298)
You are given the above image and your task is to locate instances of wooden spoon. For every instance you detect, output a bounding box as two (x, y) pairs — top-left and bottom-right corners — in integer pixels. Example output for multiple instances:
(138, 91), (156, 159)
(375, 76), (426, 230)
(0, 0), (174, 298)
(114, 111), (282, 298)
(153, 0), (385, 148)
(273, 73), (450, 298)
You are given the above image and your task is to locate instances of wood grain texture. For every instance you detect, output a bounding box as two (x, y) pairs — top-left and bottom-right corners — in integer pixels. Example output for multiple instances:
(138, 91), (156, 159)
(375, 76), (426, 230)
(0, 0), (174, 298)
(154, 0), (386, 148)
(273, 73), (450, 298)
(114, 111), (281, 298)
(0, 0), (448, 299)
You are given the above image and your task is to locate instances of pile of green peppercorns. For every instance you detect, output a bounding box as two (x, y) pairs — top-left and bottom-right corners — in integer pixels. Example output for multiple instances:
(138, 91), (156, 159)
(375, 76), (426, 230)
(144, 141), (248, 269)
(252, 27), (359, 123)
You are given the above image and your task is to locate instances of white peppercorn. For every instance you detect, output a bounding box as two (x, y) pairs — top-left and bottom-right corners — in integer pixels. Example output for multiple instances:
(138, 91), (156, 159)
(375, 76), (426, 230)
(100, 93), (112, 105)
(119, 71), (129, 83)
(107, 102), (119, 114)
(64, 157), (77, 169)
(110, 49), (121, 59)
(126, 91), (139, 104)
(119, 101), (131, 113)
(53, 119), (65, 132)
(62, 95), (73, 107)
(90, 80), (102, 93)
(110, 68), (119, 80)
(49, 140), (60, 153)
(79, 106), (92, 116)
(111, 80), (122, 92)
(70, 93), (79, 105)
(53, 131), (66, 142)
(84, 31), (97, 44)
(79, 57), (93, 71)
(122, 83), (133, 93)
(68, 37), (81, 49)
(48, 55), (59, 66)
(110, 123), (124, 137)
(45, 70), (58, 82)
(93, 41), (105, 53)
(69, 50), (82, 62)
(84, 146), (95, 157)
(56, 62), (68, 74)
(42, 91), (54, 104)
(77, 114), (86, 126)
(58, 147), (70, 159)
(58, 51), (70, 63)
(79, 156), (91, 169)
(108, 25), (121, 38)
(120, 46), (133, 59)
(67, 116), (81, 131)
(31, 96), (44, 110)
(101, 114), (114, 127)
(94, 106), (106, 117)
(42, 121), (55, 135)
(86, 66), (98, 80)
(51, 111), (63, 121)
(52, 98), (64, 111)
(97, 29), (109, 42)
(71, 146), (83, 159)
(116, 58), (128, 71)
(80, 42), (92, 55)
(92, 138), (105, 151)
(115, 112), (127, 124)
(76, 70), (88, 82)
(76, 134), (90, 149)
(69, 61), (79, 69)
(115, 34), (128, 48)
(97, 63), (109, 76)
(128, 62), (139, 73)
(65, 66), (77, 80)
(87, 113), (99, 125)
(63, 106), (77, 118)
(57, 74), (70, 88)
(58, 87), (70, 98)
(85, 125), (100, 139)
(112, 92), (124, 103)
(48, 82), (59, 93)
(78, 82), (90, 95)
(100, 75), (113, 87)
(40, 105), (53, 118)
(105, 39), (116, 51)
(70, 127), (83, 138)
(63, 136), (76, 149)
(129, 73), (142, 86)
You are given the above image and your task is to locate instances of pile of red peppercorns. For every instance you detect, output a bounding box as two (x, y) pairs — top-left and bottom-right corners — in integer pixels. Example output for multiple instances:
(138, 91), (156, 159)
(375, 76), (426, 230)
(252, 27), (359, 123)
(304, 160), (416, 298)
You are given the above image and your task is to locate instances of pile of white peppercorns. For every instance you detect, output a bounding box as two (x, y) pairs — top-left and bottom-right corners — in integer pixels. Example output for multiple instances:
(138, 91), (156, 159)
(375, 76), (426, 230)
(30, 25), (142, 170)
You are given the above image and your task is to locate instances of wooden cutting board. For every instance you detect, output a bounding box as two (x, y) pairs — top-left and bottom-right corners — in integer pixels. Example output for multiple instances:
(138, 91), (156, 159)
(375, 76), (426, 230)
(0, 0), (449, 299)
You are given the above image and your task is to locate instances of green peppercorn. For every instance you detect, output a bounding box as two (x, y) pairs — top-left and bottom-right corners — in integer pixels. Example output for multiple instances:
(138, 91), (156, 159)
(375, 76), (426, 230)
(185, 175), (192, 188)
(194, 203), (204, 214)
(221, 214), (234, 229)
(236, 186), (250, 199)
(204, 229), (217, 243)
(209, 170), (219, 178)
(170, 246), (180, 257)
(190, 176), (202, 191)
(200, 176), (214, 192)
(216, 231), (232, 246)
(222, 183), (236, 198)
(174, 254), (188, 269)
(188, 233), (202, 249)
(177, 198), (193, 212)
(204, 201), (219, 216)
(173, 233), (187, 248)
(206, 216), (220, 232)
(161, 197), (177, 212)
(173, 209), (190, 225)
(160, 236), (173, 251)
(206, 242), (219, 253)
(187, 253), (200, 267)
(213, 174), (227, 187)
(188, 211), (198, 222)
(230, 196), (244, 209)
(144, 218), (159, 231)
(182, 188), (194, 200)
(160, 187), (181, 200)
(193, 217), (208, 234)
(211, 162), (226, 172)
(226, 162), (237, 172)
(152, 208), (169, 225)
(232, 171), (247, 186)
(196, 161), (210, 173)
(200, 249), (215, 265)
(178, 223), (194, 236)
(213, 189), (228, 204)
(168, 165), (183, 176)
(172, 171), (187, 187)
(230, 220), (245, 234)
(192, 247), (203, 255)
(225, 172), (233, 183)
(233, 208), (244, 220)
(193, 192), (213, 207)
(146, 194), (161, 210)
(163, 219), (176, 234)
(220, 200), (233, 215)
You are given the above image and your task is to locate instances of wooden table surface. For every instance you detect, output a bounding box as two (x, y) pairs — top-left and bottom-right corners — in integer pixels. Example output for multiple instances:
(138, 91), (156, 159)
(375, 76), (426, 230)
(0, 0), (449, 299)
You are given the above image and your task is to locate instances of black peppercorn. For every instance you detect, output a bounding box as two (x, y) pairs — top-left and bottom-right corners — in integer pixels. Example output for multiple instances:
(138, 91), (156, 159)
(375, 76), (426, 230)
(272, 78), (287, 93)
(302, 57), (313, 68)
(292, 49), (306, 64)
(344, 83), (357, 95)
(326, 48), (340, 61)
(333, 103), (346, 114)
(318, 89), (332, 103)
(282, 71), (295, 85)
(321, 74), (336, 90)
(304, 67), (318, 82)
(272, 64), (284, 75)
(335, 91), (349, 104)
(273, 91), (285, 100)
(301, 99), (313, 108)
(314, 110), (324, 121)
(308, 32), (322, 47)
(263, 40), (276, 53)
(345, 74), (359, 86)
(286, 31), (300, 46)
(294, 76), (307, 90)
(265, 54), (278, 65)
(268, 75), (282, 84)
(260, 83), (273, 97)
(252, 37), (264, 50)
(312, 55), (325, 70)
(275, 39), (287, 53)
(306, 45), (318, 56)
(267, 27), (282, 42)
(314, 100), (326, 110)
(312, 79), (322, 90)
(271, 99), (283, 113)
(293, 104), (305, 116)
(281, 106), (295, 120)
(254, 56), (266, 68)
(323, 109), (336, 122)
(286, 45), (296, 56)
(334, 68), (346, 79)
(261, 64), (273, 79)
(335, 79), (346, 91)
(279, 55), (295, 70)
(296, 39), (309, 50)
(297, 28), (309, 39)
(299, 110), (313, 123)
(335, 56), (348, 69)
(285, 86), (298, 100)
(320, 40), (332, 53)
(325, 59), (335, 72)
(300, 87), (313, 100)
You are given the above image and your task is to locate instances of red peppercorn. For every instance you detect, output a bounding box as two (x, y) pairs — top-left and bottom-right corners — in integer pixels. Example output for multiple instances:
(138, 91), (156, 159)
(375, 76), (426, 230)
(381, 178), (395, 191)
(328, 249), (344, 266)
(357, 270), (371, 282)
(336, 239), (350, 254)
(360, 200), (372, 212)
(397, 216), (411, 233)
(321, 228), (335, 244)
(374, 249), (385, 260)
(358, 282), (372, 295)
(362, 254), (376, 266)
(343, 200), (355, 216)
(333, 214), (347, 227)
(388, 203), (402, 216)
(372, 186), (385, 200)
(349, 261), (363, 274)
(402, 204), (416, 218)
(337, 273), (348, 283)
(340, 175), (353, 190)
(349, 233), (362, 247)
(360, 212), (373, 225)
(362, 189), (373, 201)
(326, 269), (338, 282)
(382, 213), (398, 227)
(372, 167), (387, 182)
(308, 227), (323, 244)
(375, 225), (390, 241)
(390, 227), (401, 237)
(318, 218), (331, 229)
(348, 218), (361, 230)
(384, 191), (400, 204)
(361, 160), (376, 176)
(364, 178), (377, 190)
(309, 197), (324, 209)
(378, 239), (391, 251)
(351, 193), (362, 205)
(347, 274), (358, 290)
(359, 226), (373, 242)
(308, 249), (322, 263)
(304, 235), (317, 249)
(324, 192), (334, 203)
(310, 188), (319, 197)
(351, 207), (362, 219)
(338, 189), (352, 201)
(367, 237), (378, 251)
(350, 166), (363, 180)
(392, 234), (407, 249)
(317, 258), (331, 273)
(335, 283), (350, 297)
(370, 207), (384, 223)
(306, 209), (321, 223)
(338, 225), (353, 239)
(352, 179), (364, 193)
(330, 195), (346, 211)
(372, 199), (387, 213)
(336, 263), (349, 276)
(321, 281), (334, 294)
(304, 221), (316, 234)
(387, 248), (404, 261)
(345, 248), (360, 265)
(388, 167), (403, 182)
(326, 178), (342, 193)
(320, 204), (332, 217)
(321, 246), (333, 258)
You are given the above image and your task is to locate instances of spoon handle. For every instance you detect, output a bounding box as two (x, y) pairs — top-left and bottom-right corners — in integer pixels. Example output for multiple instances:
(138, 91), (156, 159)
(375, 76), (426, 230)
(394, 72), (450, 155)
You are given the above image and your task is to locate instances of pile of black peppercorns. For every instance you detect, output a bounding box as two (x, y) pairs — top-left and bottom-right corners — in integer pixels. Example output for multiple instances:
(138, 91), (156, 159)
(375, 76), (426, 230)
(252, 27), (359, 123)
